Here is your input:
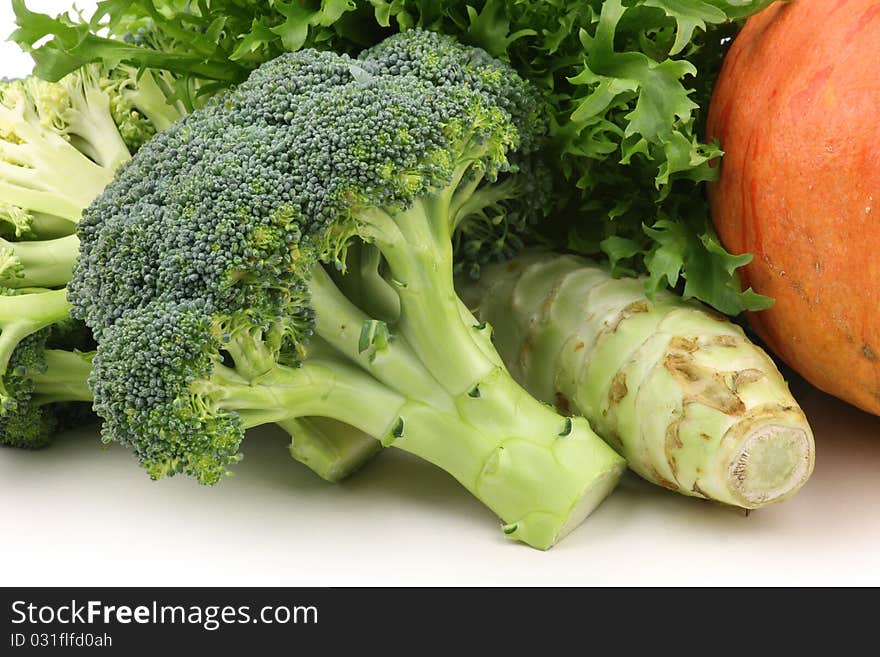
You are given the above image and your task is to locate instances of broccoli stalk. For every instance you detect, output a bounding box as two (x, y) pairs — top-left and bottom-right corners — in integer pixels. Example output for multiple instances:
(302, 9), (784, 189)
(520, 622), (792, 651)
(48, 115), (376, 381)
(94, 295), (623, 548)
(72, 32), (628, 548)
(28, 348), (93, 405)
(0, 233), (79, 288)
(310, 267), (624, 546)
(0, 309), (95, 449)
(279, 417), (380, 483)
(0, 288), (72, 399)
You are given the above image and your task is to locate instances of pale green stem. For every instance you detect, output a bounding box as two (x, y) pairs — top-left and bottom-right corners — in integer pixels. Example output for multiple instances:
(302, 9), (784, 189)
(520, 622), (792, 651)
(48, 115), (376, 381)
(30, 349), (94, 405)
(1, 234), (79, 288)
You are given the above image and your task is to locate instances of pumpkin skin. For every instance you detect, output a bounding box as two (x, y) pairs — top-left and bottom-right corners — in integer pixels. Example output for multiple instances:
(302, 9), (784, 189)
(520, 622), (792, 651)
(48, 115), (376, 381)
(706, 0), (880, 416)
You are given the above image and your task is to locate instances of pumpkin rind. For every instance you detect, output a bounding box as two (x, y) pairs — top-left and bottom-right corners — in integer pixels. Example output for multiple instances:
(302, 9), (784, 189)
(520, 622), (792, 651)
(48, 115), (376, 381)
(706, 0), (880, 415)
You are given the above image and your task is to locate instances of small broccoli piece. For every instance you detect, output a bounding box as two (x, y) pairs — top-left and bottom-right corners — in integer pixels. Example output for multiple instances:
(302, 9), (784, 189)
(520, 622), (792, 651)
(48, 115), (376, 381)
(0, 66), (136, 291)
(0, 68), (130, 223)
(0, 285), (95, 450)
(72, 30), (625, 549)
(0, 288), (76, 409)
(0, 320), (93, 449)
(279, 416), (381, 483)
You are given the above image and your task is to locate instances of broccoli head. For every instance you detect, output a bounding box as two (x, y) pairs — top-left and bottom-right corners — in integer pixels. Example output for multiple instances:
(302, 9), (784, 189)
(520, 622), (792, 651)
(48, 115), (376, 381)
(71, 30), (625, 549)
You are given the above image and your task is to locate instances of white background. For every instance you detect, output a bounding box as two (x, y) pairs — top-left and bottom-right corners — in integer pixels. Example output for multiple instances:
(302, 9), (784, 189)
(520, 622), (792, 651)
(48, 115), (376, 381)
(2, 1), (879, 586)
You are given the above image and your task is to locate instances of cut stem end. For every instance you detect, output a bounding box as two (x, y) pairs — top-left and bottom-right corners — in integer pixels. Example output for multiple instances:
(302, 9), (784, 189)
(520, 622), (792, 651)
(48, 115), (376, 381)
(727, 424), (814, 508)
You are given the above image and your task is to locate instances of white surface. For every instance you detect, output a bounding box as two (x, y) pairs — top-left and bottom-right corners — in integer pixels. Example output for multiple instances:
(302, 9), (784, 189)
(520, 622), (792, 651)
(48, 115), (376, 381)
(2, 378), (879, 586)
(2, 2), (880, 587)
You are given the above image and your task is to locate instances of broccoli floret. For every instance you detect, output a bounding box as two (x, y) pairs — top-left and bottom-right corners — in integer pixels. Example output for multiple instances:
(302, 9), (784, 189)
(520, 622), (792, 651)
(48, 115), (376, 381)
(0, 316), (94, 449)
(0, 62), (359, 468)
(71, 30), (625, 549)
(0, 288), (77, 404)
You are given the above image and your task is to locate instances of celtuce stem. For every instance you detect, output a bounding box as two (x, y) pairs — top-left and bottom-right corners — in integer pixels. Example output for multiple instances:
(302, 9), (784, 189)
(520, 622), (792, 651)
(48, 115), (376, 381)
(460, 250), (816, 508)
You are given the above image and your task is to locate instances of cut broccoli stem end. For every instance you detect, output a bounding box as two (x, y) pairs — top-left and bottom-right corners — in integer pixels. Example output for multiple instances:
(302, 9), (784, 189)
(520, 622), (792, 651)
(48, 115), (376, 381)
(388, 392), (626, 550)
(278, 416), (382, 483)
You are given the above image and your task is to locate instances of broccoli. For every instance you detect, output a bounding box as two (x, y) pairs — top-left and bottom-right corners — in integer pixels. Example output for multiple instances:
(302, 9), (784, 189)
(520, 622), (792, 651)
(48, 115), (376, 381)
(0, 64), (179, 450)
(71, 30), (626, 549)
(0, 67), (131, 288)
(0, 288), (94, 449)
(0, 58), (399, 475)
(0, 62), (190, 287)
(102, 65), (193, 154)
(0, 68), (129, 221)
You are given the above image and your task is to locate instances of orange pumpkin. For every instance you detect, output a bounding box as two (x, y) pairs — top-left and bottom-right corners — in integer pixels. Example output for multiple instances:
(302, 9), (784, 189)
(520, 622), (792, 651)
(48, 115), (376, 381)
(706, 0), (880, 415)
